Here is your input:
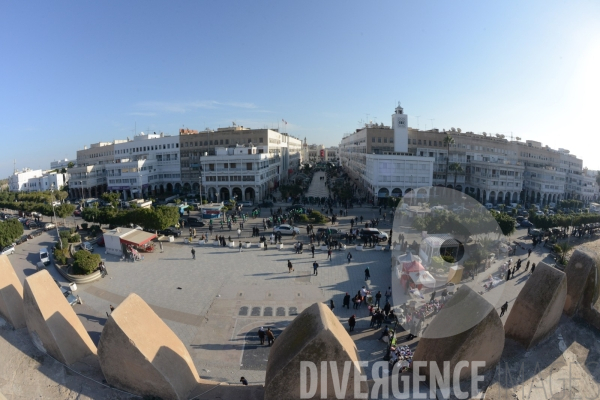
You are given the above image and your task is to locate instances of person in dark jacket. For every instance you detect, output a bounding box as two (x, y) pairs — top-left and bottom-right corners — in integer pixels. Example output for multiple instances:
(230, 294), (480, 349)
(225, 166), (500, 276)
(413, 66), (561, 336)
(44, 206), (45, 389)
(330, 299), (335, 311)
(348, 315), (356, 332)
(266, 328), (275, 346)
(343, 292), (350, 309)
(364, 267), (371, 281)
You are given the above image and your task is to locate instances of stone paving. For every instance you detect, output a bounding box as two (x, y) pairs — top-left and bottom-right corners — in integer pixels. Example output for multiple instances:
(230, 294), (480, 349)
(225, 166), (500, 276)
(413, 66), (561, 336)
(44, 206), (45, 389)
(0, 184), (580, 396)
(304, 170), (330, 199)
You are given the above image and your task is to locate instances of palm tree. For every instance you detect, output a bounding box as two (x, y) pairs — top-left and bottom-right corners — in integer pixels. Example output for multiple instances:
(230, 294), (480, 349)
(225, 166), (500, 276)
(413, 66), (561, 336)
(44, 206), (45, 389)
(554, 242), (574, 265)
(443, 135), (455, 187)
(449, 162), (464, 190)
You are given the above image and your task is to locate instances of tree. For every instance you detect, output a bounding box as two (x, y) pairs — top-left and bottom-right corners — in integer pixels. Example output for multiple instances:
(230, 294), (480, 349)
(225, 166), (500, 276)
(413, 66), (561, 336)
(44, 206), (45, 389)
(72, 250), (102, 275)
(54, 204), (76, 219)
(449, 162), (463, 190)
(101, 192), (121, 208)
(0, 218), (24, 248)
(55, 191), (68, 202)
(443, 135), (455, 187)
(491, 210), (516, 236)
(554, 242), (574, 265)
(67, 161), (75, 169)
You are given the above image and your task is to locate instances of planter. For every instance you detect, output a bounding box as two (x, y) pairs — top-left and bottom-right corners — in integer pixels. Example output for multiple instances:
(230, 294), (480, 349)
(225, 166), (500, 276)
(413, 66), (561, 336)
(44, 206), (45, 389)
(277, 243), (284, 250)
(375, 245), (383, 251)
(168, 235), (175, 243)
(53, 263), (101, 284)
(228, 241), (236, 248)
(257, 242), (264, 248)
(244, 242), (252, 248)
(356, 245), (363, 251)
(69, 283), (78, 291)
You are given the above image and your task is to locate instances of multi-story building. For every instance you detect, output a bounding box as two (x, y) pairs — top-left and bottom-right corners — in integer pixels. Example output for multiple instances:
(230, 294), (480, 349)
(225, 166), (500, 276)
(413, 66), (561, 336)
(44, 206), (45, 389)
(70, 141), (121, 199)
(339, 105), (434, 202)
(50, 159), (73, 170)
(8, 168), (67, 193)
(201, 145), (281, 203)
(340, 104), (596, 206)
(301, 140), (339, 164)
(179, 126), (302, 199)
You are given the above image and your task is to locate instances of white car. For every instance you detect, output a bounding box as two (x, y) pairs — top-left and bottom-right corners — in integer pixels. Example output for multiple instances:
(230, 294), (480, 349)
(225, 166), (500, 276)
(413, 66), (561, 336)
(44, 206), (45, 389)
(81, 242), (94, 252)
(1, 245), (15, 256)
(40, 247), (51, 266)
(273, 224), (300, 235)
(44, 222), (56, 231)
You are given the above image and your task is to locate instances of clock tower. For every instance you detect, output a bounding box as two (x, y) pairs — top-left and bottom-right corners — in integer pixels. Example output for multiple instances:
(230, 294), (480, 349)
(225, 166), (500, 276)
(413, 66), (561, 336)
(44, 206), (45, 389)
(392, 103), (408, 153)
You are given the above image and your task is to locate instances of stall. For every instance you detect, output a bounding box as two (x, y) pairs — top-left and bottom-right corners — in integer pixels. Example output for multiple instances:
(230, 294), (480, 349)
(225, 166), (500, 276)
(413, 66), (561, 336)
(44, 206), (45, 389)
(102, 228), (157, 257)
(399, 260), (437, 291)
(447, 265), (464, 284)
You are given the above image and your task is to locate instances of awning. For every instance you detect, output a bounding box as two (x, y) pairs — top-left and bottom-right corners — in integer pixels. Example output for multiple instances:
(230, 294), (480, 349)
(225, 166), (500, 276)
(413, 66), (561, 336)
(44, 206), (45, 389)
(409, 271), (436, 288)
(120, 230), (157, 247)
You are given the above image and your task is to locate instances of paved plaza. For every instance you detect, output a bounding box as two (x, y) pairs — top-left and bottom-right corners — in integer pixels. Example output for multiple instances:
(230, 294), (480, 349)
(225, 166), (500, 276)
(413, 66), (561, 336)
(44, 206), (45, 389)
(1, 174), (588, 396)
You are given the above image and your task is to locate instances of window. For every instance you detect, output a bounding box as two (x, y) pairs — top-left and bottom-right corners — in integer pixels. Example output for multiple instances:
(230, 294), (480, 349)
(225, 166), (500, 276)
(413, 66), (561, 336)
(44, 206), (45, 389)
(372, 138), (376, 142)
(210, 140), (213, 145)
(259, 138), (263, 143)
(429, 141), (432, 146)
(418, 140), (422, 145)
(246, 163), (253, 170)
(226, 139), (229, 144)
(224, 163), (228, 168)
(185, 142), (189, 147)
(220, 140), (224, 145)
(412, 139), (417, 144)
(209, 164), (215, 171)
(248, 138), (251, 143)
(230, 163), (236, 168)
(384, 138), (387, 143)
(378, 138), (381, 143)
(434, 141), (437, 146)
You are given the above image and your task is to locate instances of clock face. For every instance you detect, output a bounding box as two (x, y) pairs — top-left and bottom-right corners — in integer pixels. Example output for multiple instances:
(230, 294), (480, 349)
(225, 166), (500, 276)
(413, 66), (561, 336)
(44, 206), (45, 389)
(398, 118), (406, 127)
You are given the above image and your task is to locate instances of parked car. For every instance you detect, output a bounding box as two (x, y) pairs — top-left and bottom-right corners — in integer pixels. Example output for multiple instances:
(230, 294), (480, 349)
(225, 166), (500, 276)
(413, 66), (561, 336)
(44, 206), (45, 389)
(15, 236), (28, 245)
(159, 227), (182, 237)
(1, 245), (15, 256)
(484, 203), (494, 209)
(96, 236), (105, 247)
(515, 216), (526, 223)
(317, 227), (344, 240)
(359, 228), (389, 242)
(520, 220), (534, 228)
(239, 200), (253, 207)
(43, 222), (56, 231)
(61, 287), (79, 306)
(73, 210), (81, 216)
(186, 217), (205, 227)
(81, 242), (94, 252)
(273, 224), (300, 235)
(40, 247), (51, 266)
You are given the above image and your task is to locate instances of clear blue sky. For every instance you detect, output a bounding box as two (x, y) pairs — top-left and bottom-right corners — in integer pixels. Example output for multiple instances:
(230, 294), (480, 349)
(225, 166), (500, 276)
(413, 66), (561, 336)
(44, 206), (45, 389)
(2, 0), (600, 178)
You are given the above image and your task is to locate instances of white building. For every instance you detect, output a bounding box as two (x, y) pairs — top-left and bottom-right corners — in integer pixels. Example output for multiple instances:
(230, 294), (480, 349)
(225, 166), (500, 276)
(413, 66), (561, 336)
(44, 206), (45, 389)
(364, 154), (434, 200)
(8, 168), (67, 193)
(50, 159), (72, 170)
(201, 145), (281, 203)
(106, 132), (181, 199)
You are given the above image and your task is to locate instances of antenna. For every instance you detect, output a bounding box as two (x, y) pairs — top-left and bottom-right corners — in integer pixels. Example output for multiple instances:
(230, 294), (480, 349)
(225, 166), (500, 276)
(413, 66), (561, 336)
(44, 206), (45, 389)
(430, 119), (435, 130)
(415, 116), (420, 130)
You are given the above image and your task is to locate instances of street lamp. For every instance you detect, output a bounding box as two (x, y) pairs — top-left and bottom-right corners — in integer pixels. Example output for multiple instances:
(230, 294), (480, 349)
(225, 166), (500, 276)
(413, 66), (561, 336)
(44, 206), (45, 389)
(51, 184), (63, 250)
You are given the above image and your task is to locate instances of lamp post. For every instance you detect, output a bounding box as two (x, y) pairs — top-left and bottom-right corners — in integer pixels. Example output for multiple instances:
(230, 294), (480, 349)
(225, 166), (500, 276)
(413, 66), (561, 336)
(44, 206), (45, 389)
(51, 184), (63, 250)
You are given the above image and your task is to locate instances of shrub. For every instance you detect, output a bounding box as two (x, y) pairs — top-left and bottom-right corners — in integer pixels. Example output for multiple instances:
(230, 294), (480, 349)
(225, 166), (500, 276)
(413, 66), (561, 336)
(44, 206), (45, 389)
(296, 214), (309, 223)
(90, 225), (102, 235)
(53, 247), (68, 265)
(68, 233), (81, 243)
(72, 250), (101, 275)
(309, 211), (327, 223)
(59, 230), (71, 239)
(430, 256), (445, 269)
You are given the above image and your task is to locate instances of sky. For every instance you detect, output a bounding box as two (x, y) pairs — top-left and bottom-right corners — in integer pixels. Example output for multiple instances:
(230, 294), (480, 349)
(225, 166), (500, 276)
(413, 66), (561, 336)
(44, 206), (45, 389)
(2, 0), (600, 178)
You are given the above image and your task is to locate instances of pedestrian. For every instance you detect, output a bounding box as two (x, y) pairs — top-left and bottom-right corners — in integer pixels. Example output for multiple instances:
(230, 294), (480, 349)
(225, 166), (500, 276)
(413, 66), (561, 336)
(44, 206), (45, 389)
(266, 328), (275, 346)
(384, 287), (392, 304)
(531, 263), (536, 274)
(109, 304), (115, 313)
(526, 260), (530, 271)
(313, 261), (319, 275)
(528, 248), (532, 258)
(239, 242), (242, 252)
(287, 260), (294, 273)
(240, 377), (248, 386)
(237, 228), (241, 238)
(264, 242), (268, 251)
(330, 299), (335, 311)
(364, 266), (371, 281)
(506, 269), (511, 281)
(378, 325), (390, 341)
(500, 301), (509, 317)
(430, 290), (437, 303)
(348, 315), (356, 332)
(311, 244), (315, 258)
(191, 248), (196, 260)
(258, 327), (266, 345)
(159, 241), (163, 253)
(347, 252), (352, 264)
(343, 292), (350, 309)
(327, 248), (332, 260)
(375, 291), (382, 307)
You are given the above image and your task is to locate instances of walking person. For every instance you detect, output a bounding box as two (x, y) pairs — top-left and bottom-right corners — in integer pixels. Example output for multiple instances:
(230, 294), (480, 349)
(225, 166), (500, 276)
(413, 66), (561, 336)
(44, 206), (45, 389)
(384, 287), (392, 304)
(375, 291), (382, 308)
(266, 328), (275, 346)
(343, 292), (350, 309)
(240, 377), (248, 386)
(364, 266), (371, 281)
(159, 241), (163, 253)
(506, 268), (511, 281)
(531, 263), (536, 274)
(330, 299), (335, 311)
(347, 252), (352, 264)
(311, 244), (315, 258)
(500, 301), (509, 317)
(239, 242), (243, 252)
(257, 327), (266, 345)
(348, 315), (356, 332)
(313, 261), (319, 275)
(327, 248), (332, 260)
(191, 248), (196, 260)
(525, 260), (530, 271)
(237, 228), (241, 239)
(528, 248), (532, 258)
(287, 260), (294, 273)
(109, 305), (115, 313)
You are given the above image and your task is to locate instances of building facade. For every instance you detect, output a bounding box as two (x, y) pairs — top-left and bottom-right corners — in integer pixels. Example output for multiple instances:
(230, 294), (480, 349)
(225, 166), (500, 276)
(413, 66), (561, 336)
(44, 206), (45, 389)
(8, 169), (67, 193)
(179, 126), (302, 199)
(301, 140), (339, 165)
